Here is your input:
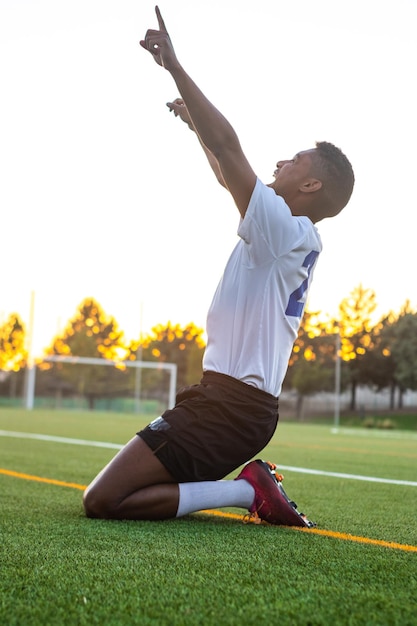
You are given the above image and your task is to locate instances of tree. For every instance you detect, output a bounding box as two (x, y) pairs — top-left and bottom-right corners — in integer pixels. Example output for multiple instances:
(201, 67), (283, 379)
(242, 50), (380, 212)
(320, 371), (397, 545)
(129, 322), (205, 393)
(0, 314), (27, 398)
(0, 313), (27, 371)
(48, 298), (126, 361)
(360, 312), (398, 408)
(42, 298), (127, 408)
(338, 284), (377, 410)
(391, 309), (417, 402)
(285, 311), (338, 418)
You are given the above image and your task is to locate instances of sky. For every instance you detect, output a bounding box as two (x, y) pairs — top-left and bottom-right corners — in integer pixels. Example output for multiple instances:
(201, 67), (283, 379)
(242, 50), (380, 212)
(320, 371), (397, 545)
(1, 0), (416, 358)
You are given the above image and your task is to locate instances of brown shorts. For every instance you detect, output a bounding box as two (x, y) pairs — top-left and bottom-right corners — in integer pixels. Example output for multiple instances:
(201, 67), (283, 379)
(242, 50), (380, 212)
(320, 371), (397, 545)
(138, 371), (279, 483)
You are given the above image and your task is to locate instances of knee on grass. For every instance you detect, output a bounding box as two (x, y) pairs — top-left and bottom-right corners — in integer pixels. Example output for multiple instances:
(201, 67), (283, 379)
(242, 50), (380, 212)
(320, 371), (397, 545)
(83, 486), (118, 519)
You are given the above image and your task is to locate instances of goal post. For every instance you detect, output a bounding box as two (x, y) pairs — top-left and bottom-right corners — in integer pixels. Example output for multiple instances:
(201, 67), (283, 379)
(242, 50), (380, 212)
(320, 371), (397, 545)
(25, 356), (177, 412)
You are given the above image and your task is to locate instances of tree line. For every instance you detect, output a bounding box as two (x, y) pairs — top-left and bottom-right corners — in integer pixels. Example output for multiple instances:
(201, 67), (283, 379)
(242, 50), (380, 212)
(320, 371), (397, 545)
(1, 285), (417, 413)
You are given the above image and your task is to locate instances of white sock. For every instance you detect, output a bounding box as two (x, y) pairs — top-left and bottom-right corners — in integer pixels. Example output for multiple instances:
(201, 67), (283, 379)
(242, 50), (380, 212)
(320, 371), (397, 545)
(176, 479), (255, 518)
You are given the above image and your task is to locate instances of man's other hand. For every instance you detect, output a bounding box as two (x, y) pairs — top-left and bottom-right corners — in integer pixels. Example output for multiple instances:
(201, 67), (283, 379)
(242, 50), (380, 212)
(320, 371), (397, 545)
(167, 98), (194, 130)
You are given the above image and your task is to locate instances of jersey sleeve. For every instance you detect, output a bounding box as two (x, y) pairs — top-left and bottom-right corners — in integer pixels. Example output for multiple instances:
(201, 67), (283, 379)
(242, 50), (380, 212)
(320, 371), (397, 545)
(238, 178), (313, 263)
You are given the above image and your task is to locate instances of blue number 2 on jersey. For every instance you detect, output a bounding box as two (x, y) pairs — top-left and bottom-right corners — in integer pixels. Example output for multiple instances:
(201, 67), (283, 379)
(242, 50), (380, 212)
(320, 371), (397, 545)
(285, 250), (319, 318)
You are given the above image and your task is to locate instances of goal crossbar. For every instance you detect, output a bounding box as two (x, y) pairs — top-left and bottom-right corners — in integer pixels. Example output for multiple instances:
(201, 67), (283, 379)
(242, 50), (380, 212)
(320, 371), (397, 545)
(25, 356), (177, 411)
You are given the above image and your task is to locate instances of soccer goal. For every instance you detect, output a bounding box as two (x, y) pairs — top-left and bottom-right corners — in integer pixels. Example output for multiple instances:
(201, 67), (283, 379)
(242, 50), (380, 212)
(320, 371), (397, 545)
(25, 355), (177, 413)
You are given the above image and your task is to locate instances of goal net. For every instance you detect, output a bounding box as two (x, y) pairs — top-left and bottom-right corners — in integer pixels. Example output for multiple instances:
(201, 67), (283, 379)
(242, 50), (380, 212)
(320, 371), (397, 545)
(25, 355), (177, 414)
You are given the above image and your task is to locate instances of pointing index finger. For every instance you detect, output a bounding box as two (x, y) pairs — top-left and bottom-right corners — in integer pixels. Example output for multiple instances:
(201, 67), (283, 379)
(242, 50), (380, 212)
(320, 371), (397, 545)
(155, 6), (168, 33)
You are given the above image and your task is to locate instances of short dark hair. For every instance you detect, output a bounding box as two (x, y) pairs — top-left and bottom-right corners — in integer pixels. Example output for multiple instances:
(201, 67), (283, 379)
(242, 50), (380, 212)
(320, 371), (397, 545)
(313, 141), (355, 216)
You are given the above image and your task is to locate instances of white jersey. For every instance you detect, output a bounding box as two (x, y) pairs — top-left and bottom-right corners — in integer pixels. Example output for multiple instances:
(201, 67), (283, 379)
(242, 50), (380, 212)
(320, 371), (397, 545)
(203, 178), (322, 397)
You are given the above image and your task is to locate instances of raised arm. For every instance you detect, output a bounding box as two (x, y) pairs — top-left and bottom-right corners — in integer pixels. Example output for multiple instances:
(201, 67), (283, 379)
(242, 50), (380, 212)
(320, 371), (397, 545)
(167, 98), (226, 188)
(140, 6), (256, 218)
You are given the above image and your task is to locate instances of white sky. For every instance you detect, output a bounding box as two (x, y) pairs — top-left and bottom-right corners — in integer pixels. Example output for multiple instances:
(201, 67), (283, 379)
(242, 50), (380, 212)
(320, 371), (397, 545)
(1, 0), (416, 357)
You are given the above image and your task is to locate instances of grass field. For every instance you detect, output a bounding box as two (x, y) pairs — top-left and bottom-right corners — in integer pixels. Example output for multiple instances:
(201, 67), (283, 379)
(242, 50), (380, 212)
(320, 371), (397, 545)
(1, 408), (416, 625)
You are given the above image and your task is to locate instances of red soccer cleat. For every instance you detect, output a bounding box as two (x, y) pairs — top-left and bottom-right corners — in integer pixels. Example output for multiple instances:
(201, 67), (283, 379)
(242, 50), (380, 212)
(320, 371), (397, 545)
(235, 459), (315, 527)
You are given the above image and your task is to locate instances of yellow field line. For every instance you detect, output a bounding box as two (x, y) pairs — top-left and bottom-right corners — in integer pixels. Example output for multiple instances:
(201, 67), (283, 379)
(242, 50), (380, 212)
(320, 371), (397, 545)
(2, 468), (417, 554)
(291, 526), (417, 553)
(0, 468), (86, 490)
(199, 509), (417, 553)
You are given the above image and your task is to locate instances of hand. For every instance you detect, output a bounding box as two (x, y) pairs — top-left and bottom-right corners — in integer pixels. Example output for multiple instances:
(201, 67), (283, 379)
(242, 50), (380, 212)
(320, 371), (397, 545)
(166, 98), (194, 130)
(140, 6), (179, 72)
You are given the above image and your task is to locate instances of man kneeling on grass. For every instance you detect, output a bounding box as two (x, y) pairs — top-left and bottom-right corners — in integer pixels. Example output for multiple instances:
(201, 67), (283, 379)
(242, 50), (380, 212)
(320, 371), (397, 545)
(83, 7), (354, 527)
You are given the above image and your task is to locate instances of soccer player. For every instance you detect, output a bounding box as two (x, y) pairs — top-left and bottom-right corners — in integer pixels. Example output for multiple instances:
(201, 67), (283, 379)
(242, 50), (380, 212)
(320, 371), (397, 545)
(83, 7), (354, 525)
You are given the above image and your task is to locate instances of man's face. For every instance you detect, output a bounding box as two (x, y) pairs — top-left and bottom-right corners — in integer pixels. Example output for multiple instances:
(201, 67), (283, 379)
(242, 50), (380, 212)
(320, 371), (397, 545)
(270, 149), (316, 199)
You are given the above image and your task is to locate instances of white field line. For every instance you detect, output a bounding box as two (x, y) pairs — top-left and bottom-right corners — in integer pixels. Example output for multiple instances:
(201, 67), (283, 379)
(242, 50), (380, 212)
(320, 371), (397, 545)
(0, 430), (123, 450)
(1, 429), (417, 487)
(277, 464), (417, 487)
(332, 427), (417, 441)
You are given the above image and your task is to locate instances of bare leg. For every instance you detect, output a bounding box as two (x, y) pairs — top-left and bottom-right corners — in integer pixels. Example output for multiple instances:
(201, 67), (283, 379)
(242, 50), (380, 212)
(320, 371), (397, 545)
(83, 436), (179, 520)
